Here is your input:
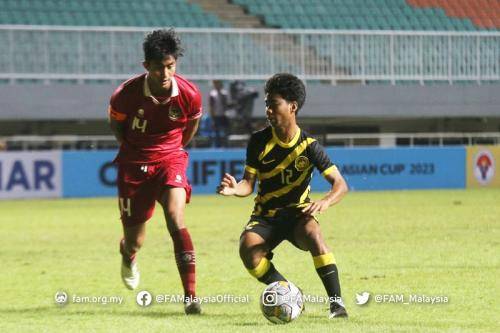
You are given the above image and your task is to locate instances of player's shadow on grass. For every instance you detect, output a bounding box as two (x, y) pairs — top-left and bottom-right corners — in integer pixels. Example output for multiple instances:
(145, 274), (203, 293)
(1, 306), (53, 315)
(232, 322), (261, 326)
(2, 307), (262, 326)
(0, 307), (199, 319)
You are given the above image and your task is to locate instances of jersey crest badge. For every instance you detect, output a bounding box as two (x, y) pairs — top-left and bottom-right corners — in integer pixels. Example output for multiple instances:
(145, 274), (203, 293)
(295, 156), (310, 171)
(168, 105), (182, 121)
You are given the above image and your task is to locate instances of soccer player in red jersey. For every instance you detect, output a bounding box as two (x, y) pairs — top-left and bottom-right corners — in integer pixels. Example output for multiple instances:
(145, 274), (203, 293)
(108, 29), (202, 314)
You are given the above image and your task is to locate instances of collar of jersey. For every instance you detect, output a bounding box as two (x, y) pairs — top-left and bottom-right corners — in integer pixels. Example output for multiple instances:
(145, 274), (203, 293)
(143, 75), (179, 105)
(272, 127), (301, 148)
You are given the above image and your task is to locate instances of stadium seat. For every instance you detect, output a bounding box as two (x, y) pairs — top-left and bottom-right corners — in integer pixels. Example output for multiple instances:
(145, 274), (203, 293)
(0, 0), (228, 28)
(232, 0), (498, 31)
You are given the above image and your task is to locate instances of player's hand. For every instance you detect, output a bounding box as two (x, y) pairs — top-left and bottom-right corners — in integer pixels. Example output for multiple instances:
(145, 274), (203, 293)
(301, 200), (330, 217)
(217, 173), (237, 196)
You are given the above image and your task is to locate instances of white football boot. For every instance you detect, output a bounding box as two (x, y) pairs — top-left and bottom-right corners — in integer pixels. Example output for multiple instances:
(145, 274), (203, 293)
(121, 260), (140, 290)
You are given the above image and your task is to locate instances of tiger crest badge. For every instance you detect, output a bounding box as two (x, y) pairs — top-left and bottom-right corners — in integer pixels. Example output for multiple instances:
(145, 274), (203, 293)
(295, 156), (310, 171)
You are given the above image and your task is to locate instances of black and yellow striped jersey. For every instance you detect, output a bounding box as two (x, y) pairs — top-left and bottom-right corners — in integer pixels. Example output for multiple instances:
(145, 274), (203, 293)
(245, 126), (337, 217)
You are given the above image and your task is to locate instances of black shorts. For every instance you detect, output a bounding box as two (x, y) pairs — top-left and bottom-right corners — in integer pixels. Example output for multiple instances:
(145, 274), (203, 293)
(240, 208), (317, 257)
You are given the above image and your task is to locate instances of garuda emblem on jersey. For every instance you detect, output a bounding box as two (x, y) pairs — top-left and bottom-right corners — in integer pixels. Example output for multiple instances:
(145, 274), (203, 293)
(295, 156), (310, 171)
(168, 105), (182, 121)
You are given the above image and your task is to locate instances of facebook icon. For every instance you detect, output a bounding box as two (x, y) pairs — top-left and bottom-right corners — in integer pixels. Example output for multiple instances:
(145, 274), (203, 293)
(136, 290), (152, 307)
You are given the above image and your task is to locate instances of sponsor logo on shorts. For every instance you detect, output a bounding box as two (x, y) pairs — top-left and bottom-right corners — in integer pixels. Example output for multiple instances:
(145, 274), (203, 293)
(245, 221), (259, 230)
(175, 175), (182, 183)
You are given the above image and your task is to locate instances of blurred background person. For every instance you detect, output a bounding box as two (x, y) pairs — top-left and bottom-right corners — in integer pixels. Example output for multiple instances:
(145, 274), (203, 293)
(229, 80), (259, 134)
(208, 80), (230, 147)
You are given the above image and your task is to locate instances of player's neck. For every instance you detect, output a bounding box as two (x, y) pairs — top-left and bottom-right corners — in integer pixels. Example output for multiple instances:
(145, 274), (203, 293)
(273, 123), (299, 144)
(147, 76), (172, 98)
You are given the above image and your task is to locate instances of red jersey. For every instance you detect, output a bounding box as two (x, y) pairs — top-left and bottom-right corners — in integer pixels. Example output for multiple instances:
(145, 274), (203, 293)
(109, 73), (202, 164)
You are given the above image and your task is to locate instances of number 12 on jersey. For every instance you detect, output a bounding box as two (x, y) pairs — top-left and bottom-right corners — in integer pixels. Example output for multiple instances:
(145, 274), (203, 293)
(280, 169), (293, 184)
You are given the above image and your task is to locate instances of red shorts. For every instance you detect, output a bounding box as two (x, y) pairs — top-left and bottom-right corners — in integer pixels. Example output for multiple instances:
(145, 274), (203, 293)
(116, 150), (192, 226)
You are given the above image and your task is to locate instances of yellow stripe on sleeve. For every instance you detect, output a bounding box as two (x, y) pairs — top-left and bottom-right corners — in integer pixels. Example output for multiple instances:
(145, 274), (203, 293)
(321, 165), (338, 177)
(245, 165), (257, 175)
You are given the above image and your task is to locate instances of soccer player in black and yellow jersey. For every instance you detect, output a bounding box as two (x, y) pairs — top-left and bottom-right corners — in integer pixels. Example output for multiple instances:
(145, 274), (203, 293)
(217, 73), (349, 318)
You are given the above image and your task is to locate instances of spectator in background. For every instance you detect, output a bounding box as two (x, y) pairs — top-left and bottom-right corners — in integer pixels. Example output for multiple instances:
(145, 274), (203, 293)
(229, 80), (259, 134)
(208, 80), (230, 147)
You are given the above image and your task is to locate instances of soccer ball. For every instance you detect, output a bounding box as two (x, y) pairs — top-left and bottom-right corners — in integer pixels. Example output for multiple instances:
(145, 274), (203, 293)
(260, 280), (304, 324)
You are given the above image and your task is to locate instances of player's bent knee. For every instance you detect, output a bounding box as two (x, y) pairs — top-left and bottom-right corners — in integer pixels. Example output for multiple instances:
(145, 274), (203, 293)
(239, 243), (264, 269)
(242, 253), (265, 270)
(238, 243), (252, 266)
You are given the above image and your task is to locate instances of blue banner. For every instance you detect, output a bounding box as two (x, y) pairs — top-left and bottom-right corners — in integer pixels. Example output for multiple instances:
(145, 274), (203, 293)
(312, 147), (465, 191)
(62, 147), (466, 197)
(0, 151), (62, 200)
(188, 149), (246, 194)
(63, 151), (117, 197)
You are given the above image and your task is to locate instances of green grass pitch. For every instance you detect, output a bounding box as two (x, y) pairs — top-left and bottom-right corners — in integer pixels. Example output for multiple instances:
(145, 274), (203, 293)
(1, 189), (499, 332)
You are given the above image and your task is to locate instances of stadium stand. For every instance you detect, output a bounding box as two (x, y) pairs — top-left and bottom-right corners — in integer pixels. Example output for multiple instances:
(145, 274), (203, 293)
(1, 0), (498, 31)
(407, 0), (500, 29)
(0, 0), (228, 27)
(0, 0), (498, 149)
(233, 0), (499, 30)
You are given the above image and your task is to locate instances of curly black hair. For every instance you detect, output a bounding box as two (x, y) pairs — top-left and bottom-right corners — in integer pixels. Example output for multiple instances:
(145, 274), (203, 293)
(264, 73), (306, 113)
(143, 29), (184, 62)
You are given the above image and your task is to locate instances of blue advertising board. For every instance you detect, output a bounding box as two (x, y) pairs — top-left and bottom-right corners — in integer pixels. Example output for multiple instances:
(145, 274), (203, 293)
(61, 147), (465, 198)
(63, 151), (117, 197)
(312, 147), (465, 191)
(0, 151), (62, 199)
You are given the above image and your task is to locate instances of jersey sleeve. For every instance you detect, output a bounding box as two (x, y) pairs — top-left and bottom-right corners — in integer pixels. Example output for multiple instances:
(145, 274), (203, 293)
(245, 134), (260, 175)
(108, 86), (128, 122)
(187, 88), (203, 120)
(309, 140), (337, 177)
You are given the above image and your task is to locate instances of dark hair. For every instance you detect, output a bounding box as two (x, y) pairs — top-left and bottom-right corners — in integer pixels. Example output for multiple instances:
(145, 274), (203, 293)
(264, 73), (306, 112)
(143, 29), (184, 62)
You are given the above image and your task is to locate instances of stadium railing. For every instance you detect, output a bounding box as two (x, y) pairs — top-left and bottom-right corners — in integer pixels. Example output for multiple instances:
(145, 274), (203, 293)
(0, 26), (498, 84)
(2, 132), (499, 150)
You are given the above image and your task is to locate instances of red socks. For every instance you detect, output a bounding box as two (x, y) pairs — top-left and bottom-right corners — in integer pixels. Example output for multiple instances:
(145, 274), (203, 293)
(120, 230), (196, 298)
(171, 228), (196, 298)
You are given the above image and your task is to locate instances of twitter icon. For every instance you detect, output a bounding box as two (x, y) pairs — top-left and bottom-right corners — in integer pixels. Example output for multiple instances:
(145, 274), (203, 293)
(356, 292), (370, 305)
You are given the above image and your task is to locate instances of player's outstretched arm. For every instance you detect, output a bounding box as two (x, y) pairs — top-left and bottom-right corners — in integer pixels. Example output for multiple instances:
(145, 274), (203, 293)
(302, 167), (348, 217)
(217, 171), (256, 197)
